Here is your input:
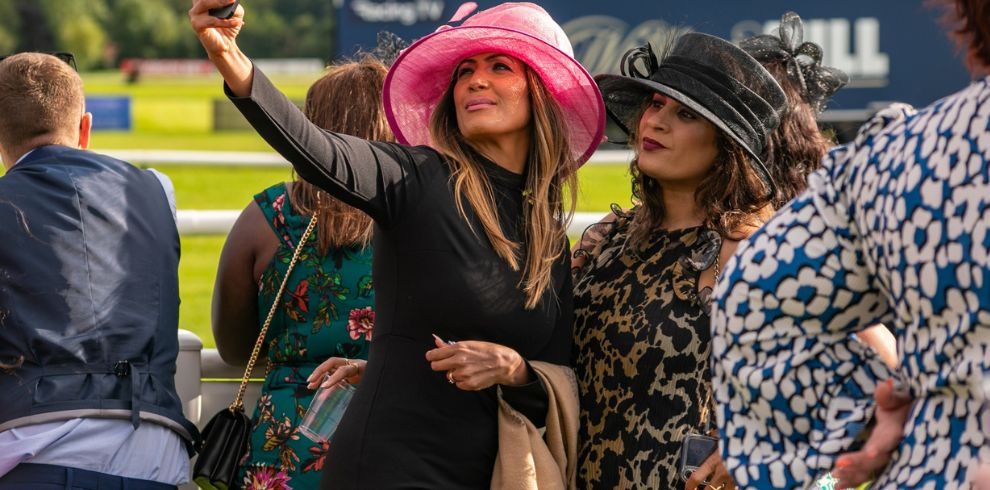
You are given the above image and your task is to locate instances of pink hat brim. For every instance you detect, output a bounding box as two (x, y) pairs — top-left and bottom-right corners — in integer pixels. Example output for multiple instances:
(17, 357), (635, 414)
(383, 25), (605, 167)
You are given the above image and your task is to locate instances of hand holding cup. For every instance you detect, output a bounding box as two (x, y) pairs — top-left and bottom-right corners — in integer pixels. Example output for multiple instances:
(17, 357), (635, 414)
(307, 357), (366, 390)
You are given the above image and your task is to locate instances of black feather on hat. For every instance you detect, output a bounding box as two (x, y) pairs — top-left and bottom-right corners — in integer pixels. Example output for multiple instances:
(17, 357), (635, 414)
(372, 31), (409, 67)
(740, 11), (849, 113)
(595, 33), (788, 196)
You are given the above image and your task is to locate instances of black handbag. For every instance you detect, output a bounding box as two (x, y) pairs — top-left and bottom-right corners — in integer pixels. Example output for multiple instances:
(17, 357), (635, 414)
(192, 213), (318, 490)
(193, 407), (252, 490)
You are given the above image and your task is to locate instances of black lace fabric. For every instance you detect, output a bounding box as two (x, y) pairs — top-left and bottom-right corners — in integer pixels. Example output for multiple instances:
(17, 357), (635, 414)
(372, 31), (409, 67)
(740, 11), (849, 113)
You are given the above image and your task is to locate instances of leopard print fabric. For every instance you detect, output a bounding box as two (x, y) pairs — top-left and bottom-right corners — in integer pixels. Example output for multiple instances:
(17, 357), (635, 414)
(572, 212), (721, 489)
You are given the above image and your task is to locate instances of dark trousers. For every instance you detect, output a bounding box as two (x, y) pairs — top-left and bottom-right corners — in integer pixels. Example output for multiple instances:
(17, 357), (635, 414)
(0, 463), (178, 490)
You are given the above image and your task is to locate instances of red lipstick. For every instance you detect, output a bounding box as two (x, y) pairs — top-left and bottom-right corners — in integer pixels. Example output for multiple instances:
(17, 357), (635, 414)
(642, 136), (665, 151)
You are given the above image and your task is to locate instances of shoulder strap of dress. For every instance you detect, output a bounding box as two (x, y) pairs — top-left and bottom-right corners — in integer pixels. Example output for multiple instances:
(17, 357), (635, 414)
(254, 182), (308, 249)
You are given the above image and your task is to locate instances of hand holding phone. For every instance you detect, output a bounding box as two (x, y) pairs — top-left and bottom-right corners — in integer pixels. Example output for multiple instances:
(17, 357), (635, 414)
(208, 0), (239, 19)
(679, 433), (719, 484)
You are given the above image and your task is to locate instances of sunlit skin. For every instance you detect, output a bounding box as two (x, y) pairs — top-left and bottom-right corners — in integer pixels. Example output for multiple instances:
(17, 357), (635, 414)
(453, 53), (532, 174)
(636, 92), (719, 191)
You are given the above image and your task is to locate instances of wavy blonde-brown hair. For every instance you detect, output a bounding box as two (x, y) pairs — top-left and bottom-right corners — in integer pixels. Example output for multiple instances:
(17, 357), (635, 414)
(290, 56), (394, 253)
(430, 67), (576, 309)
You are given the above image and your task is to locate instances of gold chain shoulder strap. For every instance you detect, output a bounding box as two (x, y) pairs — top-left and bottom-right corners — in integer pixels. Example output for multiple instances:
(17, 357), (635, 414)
(700, 240), (722, 433)
(714, 252), (721, 284)
(229, 213), (318, 412)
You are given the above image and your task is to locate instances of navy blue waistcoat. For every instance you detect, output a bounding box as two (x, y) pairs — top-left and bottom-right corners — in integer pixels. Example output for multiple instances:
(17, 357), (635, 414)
(0, 145), (198, 448)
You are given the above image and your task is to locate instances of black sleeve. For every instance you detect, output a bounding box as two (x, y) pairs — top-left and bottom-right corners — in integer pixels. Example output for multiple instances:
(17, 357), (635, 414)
(227, 65), (425, 226)
(500, 252), (574, 427)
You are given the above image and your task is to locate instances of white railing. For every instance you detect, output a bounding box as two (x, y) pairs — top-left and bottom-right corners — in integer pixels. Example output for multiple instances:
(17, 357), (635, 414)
(124, 149), (621, 236)
(176, 210), (241, 235)
(177, 330), (262, 490)
(176, 330), (263, 429)
(178, 209), (606, 236)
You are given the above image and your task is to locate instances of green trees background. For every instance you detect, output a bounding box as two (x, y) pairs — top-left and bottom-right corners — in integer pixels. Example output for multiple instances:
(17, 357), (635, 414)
(0, 0), (335, 69)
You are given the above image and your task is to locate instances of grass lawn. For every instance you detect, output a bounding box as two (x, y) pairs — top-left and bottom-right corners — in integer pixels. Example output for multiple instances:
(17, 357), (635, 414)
(179, 235), (227, 345)
(85, 70), (316, 146)
(73, 70), (635, 347)
(94, 131), (277, 151)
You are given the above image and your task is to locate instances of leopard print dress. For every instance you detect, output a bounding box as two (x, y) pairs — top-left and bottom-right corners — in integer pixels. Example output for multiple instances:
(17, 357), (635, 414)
(573, 212), (721, 489)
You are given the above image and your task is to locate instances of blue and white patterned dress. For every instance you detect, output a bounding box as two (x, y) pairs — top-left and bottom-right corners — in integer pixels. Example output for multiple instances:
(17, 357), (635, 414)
(712, 77), (990, 489)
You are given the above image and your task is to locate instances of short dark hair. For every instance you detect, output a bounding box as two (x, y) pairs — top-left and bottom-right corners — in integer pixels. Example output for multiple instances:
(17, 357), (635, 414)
(0, 53), (84, 150)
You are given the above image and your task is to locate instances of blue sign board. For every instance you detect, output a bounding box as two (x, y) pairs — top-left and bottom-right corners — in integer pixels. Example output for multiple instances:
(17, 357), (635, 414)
(85, 96), (132, 131)
(336, 0), (971, 112)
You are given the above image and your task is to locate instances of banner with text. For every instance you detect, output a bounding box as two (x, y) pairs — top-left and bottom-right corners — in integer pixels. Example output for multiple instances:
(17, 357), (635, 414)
(336, 0), (969, 111)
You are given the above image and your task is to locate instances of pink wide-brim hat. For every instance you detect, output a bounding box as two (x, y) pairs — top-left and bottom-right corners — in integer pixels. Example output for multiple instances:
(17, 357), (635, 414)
(383, 2), (605, 167)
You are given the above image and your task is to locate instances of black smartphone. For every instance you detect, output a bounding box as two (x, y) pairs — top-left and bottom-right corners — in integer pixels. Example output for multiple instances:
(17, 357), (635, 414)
(679, 433), (719, 483)
(208, 0), (239, 19)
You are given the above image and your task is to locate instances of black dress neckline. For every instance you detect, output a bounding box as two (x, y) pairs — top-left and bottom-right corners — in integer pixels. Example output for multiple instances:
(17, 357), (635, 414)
(472, 150), (526, 191)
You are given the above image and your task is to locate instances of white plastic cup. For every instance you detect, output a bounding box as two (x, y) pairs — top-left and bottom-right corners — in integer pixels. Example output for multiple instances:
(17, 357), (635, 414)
(298, 381), (356, 443)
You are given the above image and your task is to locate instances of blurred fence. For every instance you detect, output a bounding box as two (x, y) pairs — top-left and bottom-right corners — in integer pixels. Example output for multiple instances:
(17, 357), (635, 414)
(177, 209), (604, 237)
(105, 148), (633, 167)
(110, 148), (627, 236)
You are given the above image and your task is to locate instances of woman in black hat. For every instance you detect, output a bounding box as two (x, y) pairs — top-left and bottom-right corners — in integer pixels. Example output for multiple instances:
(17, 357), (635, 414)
(570, 33), (786, 489)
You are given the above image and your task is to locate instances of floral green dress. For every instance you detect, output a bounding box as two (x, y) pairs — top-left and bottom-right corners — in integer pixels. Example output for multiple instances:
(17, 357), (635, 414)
(238, 183), (374, 490)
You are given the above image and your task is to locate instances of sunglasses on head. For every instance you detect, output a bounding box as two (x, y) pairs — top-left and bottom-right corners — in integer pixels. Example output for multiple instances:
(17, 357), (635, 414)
(0, 52), (77, 71)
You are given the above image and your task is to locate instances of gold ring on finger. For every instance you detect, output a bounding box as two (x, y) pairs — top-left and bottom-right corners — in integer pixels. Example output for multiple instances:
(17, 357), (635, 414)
(447, 371), (455, 384)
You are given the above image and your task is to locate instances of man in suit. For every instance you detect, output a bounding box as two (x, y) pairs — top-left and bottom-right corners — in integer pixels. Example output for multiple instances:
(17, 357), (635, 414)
(0, 52), (197, 489)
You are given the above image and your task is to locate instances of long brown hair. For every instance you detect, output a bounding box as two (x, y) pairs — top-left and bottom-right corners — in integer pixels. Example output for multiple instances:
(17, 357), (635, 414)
(627, 119), (771, 248)
(290, 56), (394, 253)
(933, 0), (990, 74)
(430, 67), (576, 309)
(759, 62), (835, 209)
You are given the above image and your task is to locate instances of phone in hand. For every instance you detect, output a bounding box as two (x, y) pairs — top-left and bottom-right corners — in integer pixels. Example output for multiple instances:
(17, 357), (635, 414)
(679, 433), (719, 483)
(208, 0), (239, 19)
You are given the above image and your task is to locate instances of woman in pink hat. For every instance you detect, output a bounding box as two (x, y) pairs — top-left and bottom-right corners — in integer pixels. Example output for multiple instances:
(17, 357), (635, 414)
(190, 1), (604, 488)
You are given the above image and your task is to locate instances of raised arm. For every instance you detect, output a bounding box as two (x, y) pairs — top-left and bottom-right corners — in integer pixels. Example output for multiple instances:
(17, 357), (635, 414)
(190, 0), (421, 225)
(189, 0), (253, 96)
